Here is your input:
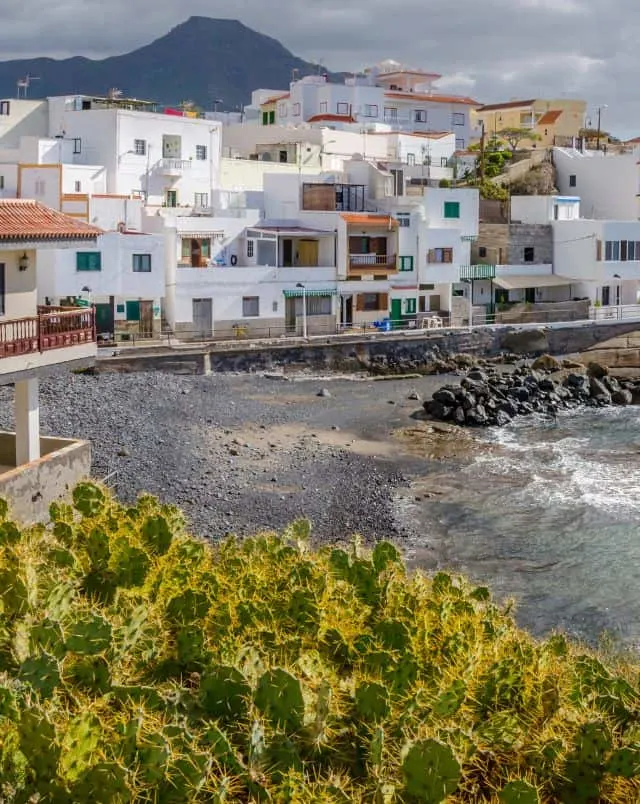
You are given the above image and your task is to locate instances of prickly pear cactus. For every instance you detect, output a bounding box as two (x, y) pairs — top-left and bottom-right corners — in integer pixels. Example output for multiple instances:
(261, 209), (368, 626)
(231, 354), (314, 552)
(499, 780), (540, 803)
(401, 739), (461, 802)
(18, 653), (60, 698)
(354, 681), (390, 722)
(141, 514), (173, 556)
(255, 668), (305, 731)
(200, 665), (250, 720)
(72, 481), (107, 517)
(65, 613), (112, 655)
(59, 713), (102, 782)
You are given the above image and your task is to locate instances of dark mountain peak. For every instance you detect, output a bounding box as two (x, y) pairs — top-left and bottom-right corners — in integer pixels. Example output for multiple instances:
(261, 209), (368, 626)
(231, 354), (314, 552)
(0, 18), (335, 108)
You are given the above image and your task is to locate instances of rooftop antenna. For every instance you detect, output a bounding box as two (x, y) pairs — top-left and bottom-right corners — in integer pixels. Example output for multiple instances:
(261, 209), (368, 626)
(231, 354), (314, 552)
(107, 88), (123, 100)
(17, 74), (39, 99)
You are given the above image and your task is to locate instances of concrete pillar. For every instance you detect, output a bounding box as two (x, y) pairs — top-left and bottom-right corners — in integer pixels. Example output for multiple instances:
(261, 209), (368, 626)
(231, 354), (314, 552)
(15, 377), (40, 466)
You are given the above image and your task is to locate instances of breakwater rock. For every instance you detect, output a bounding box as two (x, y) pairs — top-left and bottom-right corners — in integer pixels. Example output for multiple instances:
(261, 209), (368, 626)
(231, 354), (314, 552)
(424, 359), (640, 427)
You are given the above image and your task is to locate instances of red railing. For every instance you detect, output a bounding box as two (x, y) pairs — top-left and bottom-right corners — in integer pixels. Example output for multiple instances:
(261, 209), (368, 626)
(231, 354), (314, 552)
(0, 307), (96, 359)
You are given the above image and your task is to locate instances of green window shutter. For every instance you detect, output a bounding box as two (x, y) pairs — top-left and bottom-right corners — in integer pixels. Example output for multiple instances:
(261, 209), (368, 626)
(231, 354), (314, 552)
(201, 239), (211, 258)
(181, 239), (191, 259)
(399, 256), (414, 271)
(125, 300), (140, 321)
(262, 112), (269, 125)
(444, 201), (460, 219)
(76, 252), (101, 271)
(405, 298), (417, 315)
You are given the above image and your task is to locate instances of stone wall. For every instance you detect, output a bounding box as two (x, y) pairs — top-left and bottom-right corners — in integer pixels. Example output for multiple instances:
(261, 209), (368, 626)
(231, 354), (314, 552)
(474, 223), (553, 265)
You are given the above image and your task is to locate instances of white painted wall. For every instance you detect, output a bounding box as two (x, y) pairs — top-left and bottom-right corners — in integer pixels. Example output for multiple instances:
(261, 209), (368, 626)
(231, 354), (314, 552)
(0, 248), (38, 317)
(0, 100), (48, 149)
(511, 195), (580, 224)
(553, 149), (639, 220)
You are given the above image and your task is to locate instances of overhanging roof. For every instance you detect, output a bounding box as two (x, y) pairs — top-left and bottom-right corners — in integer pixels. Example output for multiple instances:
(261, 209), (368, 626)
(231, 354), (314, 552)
(493, 274), (574, 290)
(0, 200), (102, 244)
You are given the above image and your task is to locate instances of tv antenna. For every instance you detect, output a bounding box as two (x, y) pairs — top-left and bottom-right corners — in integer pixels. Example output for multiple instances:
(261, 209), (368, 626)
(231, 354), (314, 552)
(17, 74), (39, 99)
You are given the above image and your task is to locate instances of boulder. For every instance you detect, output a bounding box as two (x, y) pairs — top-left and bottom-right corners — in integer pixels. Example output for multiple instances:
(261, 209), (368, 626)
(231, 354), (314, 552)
(531, 354), (562, 372)
(498, 400), (519, 418)
(467, 369), (488, 382)
(432, 388), (458, 406)
(602, 376), (620, 394)
(452, 353), (476, 367)
(425, 399), (453, 420)
(494, 410), (512, 427)
(612, 389), (633, 406)
(538, 378), (557, 392)
(562, 358), (586, 370)
(589, 377), (612, 403)
(453, 406), (466, 426)
(465, 406), (488, 426)
(509, 386), (530, 403)
(587, 361), (609, 379)
(565, 373), (589, 390)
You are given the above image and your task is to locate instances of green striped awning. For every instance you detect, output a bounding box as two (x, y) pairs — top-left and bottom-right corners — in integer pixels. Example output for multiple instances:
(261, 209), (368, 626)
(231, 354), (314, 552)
(282, 288), (338, 298)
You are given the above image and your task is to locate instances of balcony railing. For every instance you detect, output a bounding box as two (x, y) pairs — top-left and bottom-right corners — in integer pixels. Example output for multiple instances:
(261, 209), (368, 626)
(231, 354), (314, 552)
(158, 158), (191, 173)
(0, 307), (96, 359)
(349, 253), (397, 271)
(460, 264), (496, 280)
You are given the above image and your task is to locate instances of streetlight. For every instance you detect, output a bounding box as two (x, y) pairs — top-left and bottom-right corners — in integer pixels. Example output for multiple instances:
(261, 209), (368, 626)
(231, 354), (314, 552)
(596, 104), (608, 151)
(296, 282), (307, 338)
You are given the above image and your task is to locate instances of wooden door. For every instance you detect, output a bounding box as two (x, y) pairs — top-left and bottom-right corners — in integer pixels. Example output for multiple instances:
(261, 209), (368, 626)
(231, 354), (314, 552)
(297, 239), (319, 266)
(139, 300), (153, 338)
(192, 298), (213, 339)
(285, 297), (296, 334)
(370, 237), (387, 255)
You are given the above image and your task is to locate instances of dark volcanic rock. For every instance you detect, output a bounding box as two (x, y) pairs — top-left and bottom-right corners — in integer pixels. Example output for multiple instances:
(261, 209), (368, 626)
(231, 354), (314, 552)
(589, 377), (611, 403)
(432, 388), (457, 406)
(612, 389), (633, 406)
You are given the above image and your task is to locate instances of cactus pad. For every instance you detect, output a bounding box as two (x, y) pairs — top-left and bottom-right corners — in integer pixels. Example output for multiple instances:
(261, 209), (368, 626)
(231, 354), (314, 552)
(499, 780), (540, 803)
(72, 482), (107, 517)
(255, 668), (305, 731)
(200, 665), (250, 720)
(66, 613), (112, 655)
(59, 713), (102, 781)
(401, 739), (461, 802)
(355, 681), (390, 722)
(19, 653), (60, 698)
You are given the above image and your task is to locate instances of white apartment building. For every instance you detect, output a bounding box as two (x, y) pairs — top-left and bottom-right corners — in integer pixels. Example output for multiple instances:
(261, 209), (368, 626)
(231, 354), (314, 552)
(553, 147), (640, 220)
(260, 62), (480, 150)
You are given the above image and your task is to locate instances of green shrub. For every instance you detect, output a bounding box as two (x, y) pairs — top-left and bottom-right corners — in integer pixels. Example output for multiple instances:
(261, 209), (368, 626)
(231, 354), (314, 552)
(0, 483), (639, 801)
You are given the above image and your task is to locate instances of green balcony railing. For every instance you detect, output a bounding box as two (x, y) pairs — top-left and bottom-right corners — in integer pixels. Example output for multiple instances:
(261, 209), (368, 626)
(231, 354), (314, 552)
(459, 264), (496, 280)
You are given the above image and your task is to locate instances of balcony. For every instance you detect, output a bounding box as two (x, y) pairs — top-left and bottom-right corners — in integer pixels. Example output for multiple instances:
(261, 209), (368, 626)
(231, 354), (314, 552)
(157, 158), (191, 176)
(0, 307), (96, 361)
(349, 253), (397, 274)
(460, 264), (496, 281)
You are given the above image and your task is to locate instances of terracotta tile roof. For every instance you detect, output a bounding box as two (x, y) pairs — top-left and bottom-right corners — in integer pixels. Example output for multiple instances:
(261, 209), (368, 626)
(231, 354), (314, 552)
(262, 93), (290, 105)
(367, 130), (452, 139)
(537, 110), (563, 125)
(477, 99), (537, 112)
(0, 200), (103, 243)
(384, 92), (480, 106)
(626, 137), (640, 144)
(308, 113), (357, 123)
(341, 213), (398, 227)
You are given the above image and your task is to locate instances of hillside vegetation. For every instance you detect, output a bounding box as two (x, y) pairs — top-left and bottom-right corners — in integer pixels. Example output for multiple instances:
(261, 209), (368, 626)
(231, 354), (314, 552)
(1, 484), (639, 801)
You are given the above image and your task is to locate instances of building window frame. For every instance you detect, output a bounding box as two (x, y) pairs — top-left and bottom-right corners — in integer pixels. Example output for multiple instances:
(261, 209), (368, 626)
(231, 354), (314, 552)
(76, 252), (102, 272)
(451, 112), (465, 126)
(292, 102), (301, 116)
(414, 109), (427, 123)
(405, 297), (417, 315)
(397, 213), (410, 228)
(246, 239), (255, 258)
(320, 101), (328, 114)
(278, 103), (288, 117)
(194, 192), (209, 208)
(384, 107), (398, 121)
(242, 296), (260, 317)
(132, 253), (152, 273)
(443, 201), (460, 219)
(0, 101), (10, 116)
(72, 138), (82, 154)
(195, 144), (207, 160)
(524, 246), (535, 263)
(427, 247), (453, 264)
(337, 101), (350, 115)
(399, 255), (414, 271)
(364, 104), (379, 117)
(569, 174), (577, 187)
(134, 138), (146, 156)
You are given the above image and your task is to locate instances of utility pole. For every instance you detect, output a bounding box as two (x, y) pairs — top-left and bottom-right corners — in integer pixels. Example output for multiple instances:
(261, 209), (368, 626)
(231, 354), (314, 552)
(479, 121), (486, 183)
(595, 105), (607, 151)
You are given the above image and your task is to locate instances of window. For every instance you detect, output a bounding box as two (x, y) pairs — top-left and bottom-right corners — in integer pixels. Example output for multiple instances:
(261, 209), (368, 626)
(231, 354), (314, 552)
(307, 296), (332, 316)
(419, 295), (426, 313)
(478, 246), (487, 258)
(443, 201), (460, 219)
(427, 248), (453, 263)
(247, 240), (254, 258)
(279, 150), (288, 163)
(621, 240), (628, 261)
(451, 112), (465, 126)
(364, 104), (378, 117)
(569, 174), (577, 187)
(262, 111), (269, 125)
(165, 190), (177, 207)
(134, 139), (146, 155)
(132, 253), (152, 272)
(524, 246), (535, 262)
(414, 109), (427, 123)
(397, 213), (410, 228)
(406, 153), (416, 166)
(272, 301), (278, 313)
(278, 103), (288, 117)
(242, 296), (260, 317)
(194, 192), (209, 208)
(362, 293), (381, 311)
(76, 252), (102, 271)
(0, 176), (4, 190)
(337, 102), (349, 115)
(0, 101), (10, 115)
(384, 107), (398, 121)
(74, 181), (81, 192)
(605, 240), (613, 261)
(268, 110), (275, 125)
(195, 145), (207, 160)
(399, 256), (414, 271)
(612, 240), (620, 260)
(116, 303), (125, 314)
(34, 180), (46, 197)
(629, 241), (636, 261)
(405, 298), (417, 315)
(320, 101), (328, 114)
(292, 103), (301, 116)
(72, 138), (82, 154)
(455, 138), (465, 150)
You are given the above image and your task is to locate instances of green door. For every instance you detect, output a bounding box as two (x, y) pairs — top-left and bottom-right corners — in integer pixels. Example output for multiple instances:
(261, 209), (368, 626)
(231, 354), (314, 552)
(126, 300), (140, 322)
(94, 302), (113, 335)
(391, 298), (402, 327)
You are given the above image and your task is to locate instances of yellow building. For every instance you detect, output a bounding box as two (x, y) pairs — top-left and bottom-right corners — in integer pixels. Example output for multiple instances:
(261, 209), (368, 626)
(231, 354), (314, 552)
(473, 98), (587, 148)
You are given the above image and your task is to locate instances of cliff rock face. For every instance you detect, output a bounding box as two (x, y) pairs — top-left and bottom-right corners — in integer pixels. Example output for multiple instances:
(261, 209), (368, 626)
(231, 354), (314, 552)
(509, 162), (557, 195)
(0, 17), (342, 109)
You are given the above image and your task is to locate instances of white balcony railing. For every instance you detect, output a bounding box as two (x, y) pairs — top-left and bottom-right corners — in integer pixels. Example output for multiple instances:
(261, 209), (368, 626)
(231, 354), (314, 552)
(158, 158), (191, 173)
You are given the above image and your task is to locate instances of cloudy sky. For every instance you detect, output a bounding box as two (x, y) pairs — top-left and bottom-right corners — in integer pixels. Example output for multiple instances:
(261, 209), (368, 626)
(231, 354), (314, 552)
(0, 0), (634, 135)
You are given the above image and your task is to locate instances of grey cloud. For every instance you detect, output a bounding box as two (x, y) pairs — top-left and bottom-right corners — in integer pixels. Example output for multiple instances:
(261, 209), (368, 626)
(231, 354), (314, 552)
(0, 0), (635, 135)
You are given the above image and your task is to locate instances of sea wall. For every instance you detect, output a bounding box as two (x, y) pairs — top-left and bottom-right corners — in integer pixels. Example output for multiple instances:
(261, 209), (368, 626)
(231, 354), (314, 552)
(96, 321), (640, 376)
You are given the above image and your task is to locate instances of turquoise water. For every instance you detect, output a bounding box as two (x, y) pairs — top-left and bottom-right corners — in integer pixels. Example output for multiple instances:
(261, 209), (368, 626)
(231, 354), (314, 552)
(425, 406), (640, 646)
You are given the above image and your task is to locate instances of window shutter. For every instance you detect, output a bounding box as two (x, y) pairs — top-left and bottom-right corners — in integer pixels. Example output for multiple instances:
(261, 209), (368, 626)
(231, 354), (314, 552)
(427, 249), (435, 263)
(356, 294), (365, 312)
(596, 239), (602, 261)
(444, 249), (453, 263)
(181, 239), (191, 259)
(378, 293), (389, 310)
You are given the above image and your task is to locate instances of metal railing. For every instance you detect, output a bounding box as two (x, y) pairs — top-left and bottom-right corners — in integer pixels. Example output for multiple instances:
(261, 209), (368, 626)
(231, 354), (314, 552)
(158, 158), (191, 171)
(589, 304), (640, 321)
(349, 253), (397, 270)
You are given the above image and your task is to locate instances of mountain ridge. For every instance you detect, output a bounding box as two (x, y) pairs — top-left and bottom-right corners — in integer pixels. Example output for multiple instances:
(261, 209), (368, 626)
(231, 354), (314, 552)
(0, 17), (342, 110)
